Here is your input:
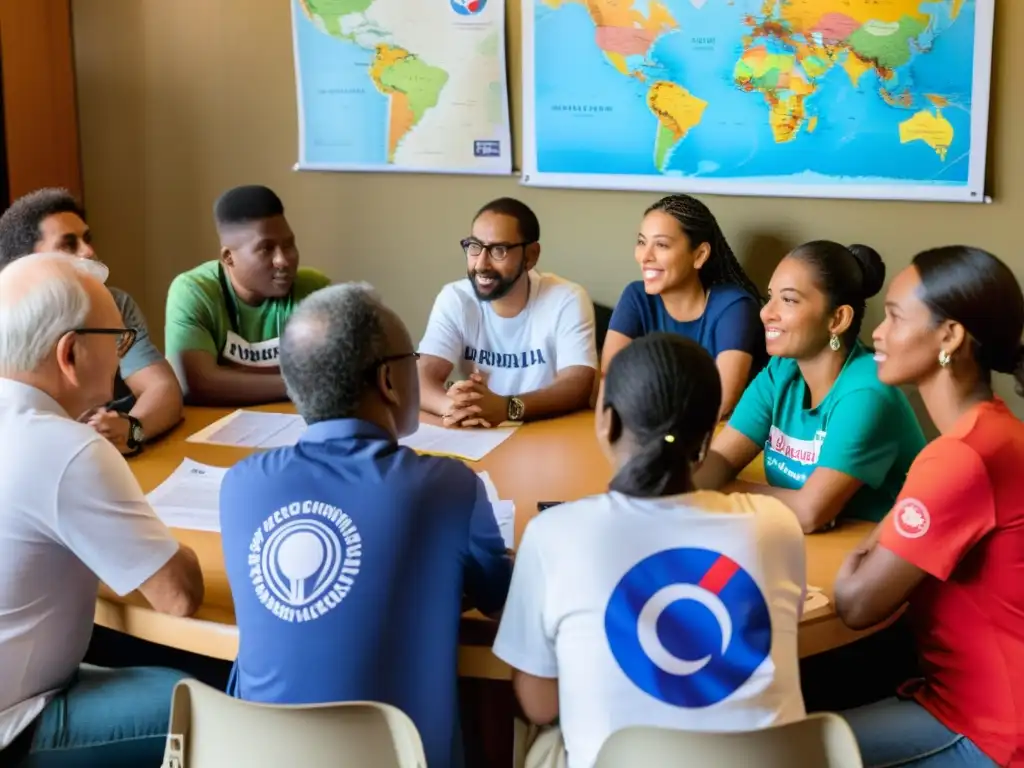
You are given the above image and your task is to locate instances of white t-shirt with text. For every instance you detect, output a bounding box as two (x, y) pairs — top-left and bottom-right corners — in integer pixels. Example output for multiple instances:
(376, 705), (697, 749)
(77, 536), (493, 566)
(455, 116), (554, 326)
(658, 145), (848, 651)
(0, 379), (179, 748)
(417, 270), (597, 396)
(492, 491), (807, 768)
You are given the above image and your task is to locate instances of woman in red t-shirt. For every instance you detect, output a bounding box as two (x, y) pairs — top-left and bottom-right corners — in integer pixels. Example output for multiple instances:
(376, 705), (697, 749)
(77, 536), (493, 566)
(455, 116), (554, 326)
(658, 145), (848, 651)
(834, 245), (1024, 767)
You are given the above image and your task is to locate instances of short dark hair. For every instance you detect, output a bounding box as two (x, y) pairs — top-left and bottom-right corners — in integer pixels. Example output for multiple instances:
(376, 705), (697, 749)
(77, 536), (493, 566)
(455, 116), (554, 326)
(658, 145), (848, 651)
(603, 333), (722, 498)
(0, 188), (85, 268)
(790, 240), (886, 347)
(280, 283), (391, 424)
(646, 194), (763, 302)
(214, 185), (285, 229)
(474, 197), (540, 243)
(912, 245), (1024, 395)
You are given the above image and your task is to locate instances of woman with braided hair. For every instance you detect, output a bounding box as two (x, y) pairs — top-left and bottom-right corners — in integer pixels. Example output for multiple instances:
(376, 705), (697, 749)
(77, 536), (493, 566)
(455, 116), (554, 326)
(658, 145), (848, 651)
(493, 334), (806, 768)
(602, 194), (765, 419)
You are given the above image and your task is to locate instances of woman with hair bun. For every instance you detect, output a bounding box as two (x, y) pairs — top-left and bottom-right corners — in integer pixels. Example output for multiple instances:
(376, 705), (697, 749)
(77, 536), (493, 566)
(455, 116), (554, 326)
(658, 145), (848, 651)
(695, 241), (926, 532)
(836, 246), (1024, 767)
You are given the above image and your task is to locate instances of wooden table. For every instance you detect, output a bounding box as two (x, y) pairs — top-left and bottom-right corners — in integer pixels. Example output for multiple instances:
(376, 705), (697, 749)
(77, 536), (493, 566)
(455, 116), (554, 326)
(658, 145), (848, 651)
(95, 404), (885, 677)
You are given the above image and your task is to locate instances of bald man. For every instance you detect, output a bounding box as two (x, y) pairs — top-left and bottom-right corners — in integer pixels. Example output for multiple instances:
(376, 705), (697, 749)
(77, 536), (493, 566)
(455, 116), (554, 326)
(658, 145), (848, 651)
(219, 284), (511, 768)
(0, 253), (204, 765)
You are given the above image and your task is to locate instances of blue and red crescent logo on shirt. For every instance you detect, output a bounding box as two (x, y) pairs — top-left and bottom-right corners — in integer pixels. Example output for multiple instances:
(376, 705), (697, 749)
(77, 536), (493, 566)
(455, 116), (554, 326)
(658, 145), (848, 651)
(605, 548), (772, 708)
(451, 0), (486, 15)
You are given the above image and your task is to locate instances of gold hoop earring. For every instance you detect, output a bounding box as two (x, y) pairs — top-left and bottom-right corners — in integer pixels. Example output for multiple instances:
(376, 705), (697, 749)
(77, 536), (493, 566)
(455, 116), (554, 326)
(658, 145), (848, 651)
(938, 349), (951, 368)
(829, 334), (841, 351)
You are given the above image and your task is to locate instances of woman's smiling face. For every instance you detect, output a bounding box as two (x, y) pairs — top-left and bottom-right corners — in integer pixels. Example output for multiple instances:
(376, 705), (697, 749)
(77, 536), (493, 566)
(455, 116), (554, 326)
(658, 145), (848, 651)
(634, 210), (709, 295)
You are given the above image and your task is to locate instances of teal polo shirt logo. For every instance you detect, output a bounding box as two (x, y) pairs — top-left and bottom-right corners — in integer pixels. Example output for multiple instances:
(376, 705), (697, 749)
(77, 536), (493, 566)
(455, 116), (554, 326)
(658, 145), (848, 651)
(766, 426), (826, 485)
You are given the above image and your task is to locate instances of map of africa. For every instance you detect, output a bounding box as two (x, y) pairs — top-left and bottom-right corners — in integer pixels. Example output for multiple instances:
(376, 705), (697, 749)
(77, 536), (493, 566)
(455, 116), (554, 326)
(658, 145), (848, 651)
(291, 0), (511, 174)
(523, 0), (993, 201)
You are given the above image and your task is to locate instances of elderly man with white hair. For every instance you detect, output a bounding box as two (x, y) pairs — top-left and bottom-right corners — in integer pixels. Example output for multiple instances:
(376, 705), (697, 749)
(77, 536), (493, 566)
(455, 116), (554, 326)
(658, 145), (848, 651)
(0, 253), (204, 766)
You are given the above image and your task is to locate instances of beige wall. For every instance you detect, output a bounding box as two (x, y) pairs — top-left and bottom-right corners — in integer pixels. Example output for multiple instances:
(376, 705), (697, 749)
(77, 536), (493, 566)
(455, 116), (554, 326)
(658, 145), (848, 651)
(71, 0), (1023, 416)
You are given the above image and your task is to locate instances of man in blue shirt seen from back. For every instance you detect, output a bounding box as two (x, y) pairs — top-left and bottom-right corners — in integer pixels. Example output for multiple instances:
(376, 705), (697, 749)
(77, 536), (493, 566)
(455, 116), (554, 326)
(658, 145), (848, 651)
(220, 283), (512, 768)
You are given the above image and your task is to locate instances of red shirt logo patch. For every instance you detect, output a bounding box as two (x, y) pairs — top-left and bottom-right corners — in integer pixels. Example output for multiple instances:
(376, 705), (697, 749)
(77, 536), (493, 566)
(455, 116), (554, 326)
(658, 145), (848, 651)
(894, 498), (930, 539)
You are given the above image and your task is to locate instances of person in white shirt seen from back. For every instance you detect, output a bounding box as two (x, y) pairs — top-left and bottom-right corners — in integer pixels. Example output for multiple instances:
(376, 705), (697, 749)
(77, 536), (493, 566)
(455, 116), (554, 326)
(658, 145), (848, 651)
(418, 197), (598, 428)
(0, 253), (204, 767)
(493, 333), (807, 768)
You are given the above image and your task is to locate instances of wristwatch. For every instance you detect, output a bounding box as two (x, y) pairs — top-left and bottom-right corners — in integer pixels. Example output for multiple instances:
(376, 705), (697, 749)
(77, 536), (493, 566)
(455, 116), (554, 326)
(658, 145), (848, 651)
(507, 396), (525, 422)
(121, 413), (145, 452)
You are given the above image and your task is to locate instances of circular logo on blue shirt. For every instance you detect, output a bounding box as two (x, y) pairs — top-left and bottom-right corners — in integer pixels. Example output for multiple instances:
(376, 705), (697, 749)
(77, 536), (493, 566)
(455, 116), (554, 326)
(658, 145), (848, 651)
(249, 501), (363, 623)
(604, 548), (772, 708)
(450, 0), (486, 15)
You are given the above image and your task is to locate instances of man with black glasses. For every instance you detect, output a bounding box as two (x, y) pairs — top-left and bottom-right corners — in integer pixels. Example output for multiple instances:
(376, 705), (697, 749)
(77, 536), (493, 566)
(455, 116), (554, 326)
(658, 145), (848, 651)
(417, 197), (597, 427)
(0, 253), (203, 766)
(219, 283), (511, 768)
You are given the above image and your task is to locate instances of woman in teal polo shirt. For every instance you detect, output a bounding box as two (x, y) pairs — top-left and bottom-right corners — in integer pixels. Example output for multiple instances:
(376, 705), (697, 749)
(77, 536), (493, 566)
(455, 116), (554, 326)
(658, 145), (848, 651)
(695, 241), (926, 532)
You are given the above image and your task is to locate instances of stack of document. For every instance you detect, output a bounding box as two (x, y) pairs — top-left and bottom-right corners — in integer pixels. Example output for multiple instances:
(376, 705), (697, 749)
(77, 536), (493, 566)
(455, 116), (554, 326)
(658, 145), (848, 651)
(187, 409), (518, 462)
(146, 458), (516, 547)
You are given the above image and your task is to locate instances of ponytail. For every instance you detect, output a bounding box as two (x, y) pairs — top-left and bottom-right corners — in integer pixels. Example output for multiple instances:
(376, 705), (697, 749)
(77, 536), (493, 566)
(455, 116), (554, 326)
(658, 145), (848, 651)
(601, 333), (721, 500)
(610, 435), (690, 498)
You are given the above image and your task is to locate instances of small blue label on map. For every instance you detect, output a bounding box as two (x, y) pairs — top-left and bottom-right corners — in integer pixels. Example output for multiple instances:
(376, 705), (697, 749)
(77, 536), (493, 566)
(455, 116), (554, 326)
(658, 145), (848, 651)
(474, 140), (501, 157)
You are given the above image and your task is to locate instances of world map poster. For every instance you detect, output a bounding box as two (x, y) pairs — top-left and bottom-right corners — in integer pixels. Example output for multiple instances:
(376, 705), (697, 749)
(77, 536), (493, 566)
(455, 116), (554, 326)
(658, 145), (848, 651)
(292, 0), (512, 175)
(522, 0), (994, 202)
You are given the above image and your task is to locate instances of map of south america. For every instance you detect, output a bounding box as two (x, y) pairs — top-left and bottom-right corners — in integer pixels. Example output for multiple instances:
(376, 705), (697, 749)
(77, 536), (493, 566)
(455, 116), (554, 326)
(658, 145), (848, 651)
(368, 44), (448, 162)
(301, 0), (449, 161)
(293, 0), (510, 173)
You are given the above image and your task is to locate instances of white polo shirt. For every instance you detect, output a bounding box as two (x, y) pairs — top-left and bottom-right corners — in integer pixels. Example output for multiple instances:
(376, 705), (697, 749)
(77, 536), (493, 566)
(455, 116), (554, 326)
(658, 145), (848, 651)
(493, 490), (807, 768)
(418, 270), (598, 397)
(0, 379), (179, 749)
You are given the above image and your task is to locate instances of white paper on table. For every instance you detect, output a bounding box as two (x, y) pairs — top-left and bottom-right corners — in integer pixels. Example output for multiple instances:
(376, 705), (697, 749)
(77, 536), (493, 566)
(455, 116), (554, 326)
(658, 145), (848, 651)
(477, 471), (500, 504)
(399, 422), (517, 462)
(187, 409), (307, 449)
(804, 584), (830, 613)
(477, 471), (514, 549)
(493, 501), (515, 549)
(146, 458), (228, 532)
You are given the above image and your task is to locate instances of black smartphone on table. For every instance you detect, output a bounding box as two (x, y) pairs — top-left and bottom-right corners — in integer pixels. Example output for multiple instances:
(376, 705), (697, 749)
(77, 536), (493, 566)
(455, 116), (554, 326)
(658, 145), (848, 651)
(537, 501), (565, 512)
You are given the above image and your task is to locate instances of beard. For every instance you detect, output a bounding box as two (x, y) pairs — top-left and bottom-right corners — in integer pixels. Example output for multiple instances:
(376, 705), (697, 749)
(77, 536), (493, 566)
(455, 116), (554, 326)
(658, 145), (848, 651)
(467, 261), (526, 302)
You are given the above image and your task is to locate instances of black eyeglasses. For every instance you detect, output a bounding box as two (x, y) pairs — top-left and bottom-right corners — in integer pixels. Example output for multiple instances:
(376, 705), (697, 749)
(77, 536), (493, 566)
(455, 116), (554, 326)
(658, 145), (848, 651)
(460, 238), (531, 262)
(67, 327), (137, 358)
(364, 351), (420, 378)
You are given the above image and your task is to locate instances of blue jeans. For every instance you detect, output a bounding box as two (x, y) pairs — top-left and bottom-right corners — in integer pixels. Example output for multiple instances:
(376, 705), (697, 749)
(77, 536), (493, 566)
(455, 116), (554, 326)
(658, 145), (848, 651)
(843, 697), (998, 767)
(12, 664), (186, 767)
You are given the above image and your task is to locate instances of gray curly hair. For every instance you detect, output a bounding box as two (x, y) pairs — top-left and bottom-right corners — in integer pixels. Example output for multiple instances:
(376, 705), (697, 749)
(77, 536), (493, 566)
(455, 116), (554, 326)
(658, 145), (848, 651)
(280, 282), (394, 424)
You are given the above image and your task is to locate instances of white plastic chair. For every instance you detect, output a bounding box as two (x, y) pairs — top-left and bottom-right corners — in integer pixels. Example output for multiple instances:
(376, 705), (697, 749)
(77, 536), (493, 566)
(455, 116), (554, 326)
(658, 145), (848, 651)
(161, 678), (427, 768)
(593, 713), (863, 768)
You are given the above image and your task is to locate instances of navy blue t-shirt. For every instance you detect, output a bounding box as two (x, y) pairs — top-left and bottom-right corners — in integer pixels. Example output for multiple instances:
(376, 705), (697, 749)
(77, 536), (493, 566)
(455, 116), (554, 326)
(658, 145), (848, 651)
(220, 419), (512, 768)
(609, 281), (765, 368)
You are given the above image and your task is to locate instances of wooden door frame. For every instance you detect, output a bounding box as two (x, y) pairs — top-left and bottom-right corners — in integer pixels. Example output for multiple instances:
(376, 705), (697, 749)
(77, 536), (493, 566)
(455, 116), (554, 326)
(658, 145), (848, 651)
(0, 0), (82, 205)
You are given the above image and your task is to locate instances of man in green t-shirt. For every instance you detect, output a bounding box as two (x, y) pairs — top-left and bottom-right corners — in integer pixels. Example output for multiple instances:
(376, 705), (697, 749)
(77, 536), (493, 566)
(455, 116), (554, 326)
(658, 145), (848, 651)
(165, 185), (330, 406)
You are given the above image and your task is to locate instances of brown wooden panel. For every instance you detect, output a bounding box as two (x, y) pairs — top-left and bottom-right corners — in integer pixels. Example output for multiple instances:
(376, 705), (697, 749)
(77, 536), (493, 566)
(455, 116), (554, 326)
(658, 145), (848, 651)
(0, 0), (81, 204)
